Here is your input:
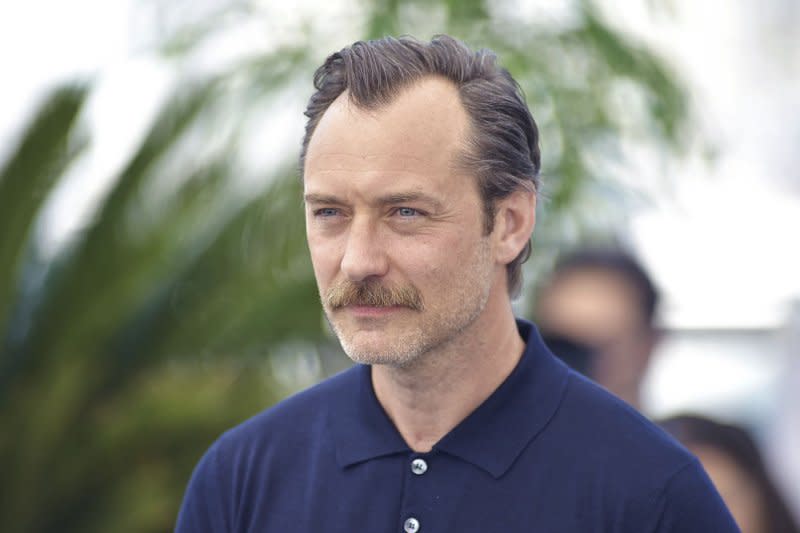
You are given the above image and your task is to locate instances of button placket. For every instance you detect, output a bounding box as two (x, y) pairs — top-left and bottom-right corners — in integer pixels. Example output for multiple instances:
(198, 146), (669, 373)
(400, 454), (431, 532)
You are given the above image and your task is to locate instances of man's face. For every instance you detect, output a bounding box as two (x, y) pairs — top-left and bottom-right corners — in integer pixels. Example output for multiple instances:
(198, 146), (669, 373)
(303, 77), (503, 367)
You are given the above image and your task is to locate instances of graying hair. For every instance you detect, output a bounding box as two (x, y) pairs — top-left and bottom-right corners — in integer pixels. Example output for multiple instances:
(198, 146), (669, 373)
(300, 35), (541, 297)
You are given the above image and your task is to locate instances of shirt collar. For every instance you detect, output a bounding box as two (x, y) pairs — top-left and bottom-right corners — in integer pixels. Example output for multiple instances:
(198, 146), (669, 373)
(329, 363), (409, 468)
(328, 319), (570, 478)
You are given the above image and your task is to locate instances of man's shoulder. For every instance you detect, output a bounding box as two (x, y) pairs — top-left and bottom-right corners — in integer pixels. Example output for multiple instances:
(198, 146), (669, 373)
(215, 364), (360, 453)
(552, 370), (697, 482)
(538, 370), (736, 529)
(175, 365), (365, 532)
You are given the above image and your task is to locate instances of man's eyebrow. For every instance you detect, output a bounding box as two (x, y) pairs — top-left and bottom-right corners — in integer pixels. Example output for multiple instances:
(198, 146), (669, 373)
(304, 193), (343, 205)
(376, 192), (444, 210)
(304, 192), (444, 210)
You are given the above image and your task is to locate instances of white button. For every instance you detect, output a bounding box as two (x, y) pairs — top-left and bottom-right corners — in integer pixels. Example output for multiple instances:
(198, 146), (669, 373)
(411, 458), (428, 475)
(404, 517), (420, 532)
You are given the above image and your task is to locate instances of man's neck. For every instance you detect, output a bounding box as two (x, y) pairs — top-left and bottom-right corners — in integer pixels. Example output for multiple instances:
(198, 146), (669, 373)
(370, 302), (525, 453)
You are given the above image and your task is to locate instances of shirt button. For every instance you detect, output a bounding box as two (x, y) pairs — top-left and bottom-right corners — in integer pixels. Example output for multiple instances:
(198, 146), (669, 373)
(411, 458), (428, 475)
(404, 517), (420, 532)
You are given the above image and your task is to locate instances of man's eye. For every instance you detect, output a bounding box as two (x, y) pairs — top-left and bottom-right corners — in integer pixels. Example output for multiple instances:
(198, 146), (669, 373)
(314, 208), (340, 217)
(396, 207), (419, 217)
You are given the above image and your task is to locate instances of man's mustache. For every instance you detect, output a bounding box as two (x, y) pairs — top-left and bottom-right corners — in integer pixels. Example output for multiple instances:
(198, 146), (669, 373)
(325, 281), (424, 311)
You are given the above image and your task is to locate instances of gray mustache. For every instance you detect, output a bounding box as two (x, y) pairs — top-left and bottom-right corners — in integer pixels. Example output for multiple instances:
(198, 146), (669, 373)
(326, 281), (424, 311)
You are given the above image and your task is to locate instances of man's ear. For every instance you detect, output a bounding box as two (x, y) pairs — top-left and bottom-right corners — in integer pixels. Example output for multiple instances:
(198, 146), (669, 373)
(492, 189), (536, 265)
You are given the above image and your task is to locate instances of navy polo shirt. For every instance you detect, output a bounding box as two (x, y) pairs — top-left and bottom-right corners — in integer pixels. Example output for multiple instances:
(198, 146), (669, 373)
(176, 320), (739, 532)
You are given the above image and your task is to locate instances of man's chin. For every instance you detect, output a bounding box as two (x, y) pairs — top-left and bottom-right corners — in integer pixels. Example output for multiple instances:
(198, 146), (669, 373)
(343, 350), (419, 368)
(329, 317), (428, 366)
(338, 335), (421, 367)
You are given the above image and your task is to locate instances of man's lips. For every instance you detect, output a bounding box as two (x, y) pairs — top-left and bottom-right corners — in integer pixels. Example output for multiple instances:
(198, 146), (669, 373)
(340, 305), (406, 317)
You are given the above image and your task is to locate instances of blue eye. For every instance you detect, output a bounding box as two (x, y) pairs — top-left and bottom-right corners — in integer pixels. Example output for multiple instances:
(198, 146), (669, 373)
(397, 207), (418, 217)
(315, 208), (339, 217)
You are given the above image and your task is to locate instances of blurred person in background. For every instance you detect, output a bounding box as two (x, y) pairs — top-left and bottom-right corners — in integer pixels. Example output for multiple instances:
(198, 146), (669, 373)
(536, 247), (660, 411)
(660, 414), (800, 533)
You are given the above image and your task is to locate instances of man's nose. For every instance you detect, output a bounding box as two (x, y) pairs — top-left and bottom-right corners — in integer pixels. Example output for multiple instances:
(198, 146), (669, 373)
(340, 218), (389, 282)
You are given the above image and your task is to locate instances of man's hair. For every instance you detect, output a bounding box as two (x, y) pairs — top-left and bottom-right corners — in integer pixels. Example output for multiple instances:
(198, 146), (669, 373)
(552, 248), (660, 328)
(300, 35), (541, 297)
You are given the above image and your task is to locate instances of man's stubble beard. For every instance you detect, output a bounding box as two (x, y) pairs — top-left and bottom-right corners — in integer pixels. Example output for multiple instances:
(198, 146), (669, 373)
(322, 238), (494, 368)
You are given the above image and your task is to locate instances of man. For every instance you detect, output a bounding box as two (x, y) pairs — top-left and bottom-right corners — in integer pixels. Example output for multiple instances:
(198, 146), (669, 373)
(536, 248), (661, 411)
(176, 35), (738, 532)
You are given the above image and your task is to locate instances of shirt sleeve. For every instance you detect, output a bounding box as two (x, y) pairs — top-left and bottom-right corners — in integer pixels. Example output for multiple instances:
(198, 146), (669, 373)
(648, 459), (741, 533)
(175, 442), (230, 533)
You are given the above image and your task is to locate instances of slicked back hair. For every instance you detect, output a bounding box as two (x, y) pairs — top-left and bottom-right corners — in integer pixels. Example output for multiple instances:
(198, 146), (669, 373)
(300, 35), (541, 297)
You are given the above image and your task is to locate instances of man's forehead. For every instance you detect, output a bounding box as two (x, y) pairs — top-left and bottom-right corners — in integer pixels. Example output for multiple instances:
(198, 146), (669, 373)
(336, 75), (465, 118)
(304, 77), (472, 185)
(307, 151), (429, 171)
(307, 78), (468, 153)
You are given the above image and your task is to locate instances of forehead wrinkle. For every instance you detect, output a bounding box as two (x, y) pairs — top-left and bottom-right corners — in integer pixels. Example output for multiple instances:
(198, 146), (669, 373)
(309, 151), (429, 169)
(309, 150), (469, 179)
